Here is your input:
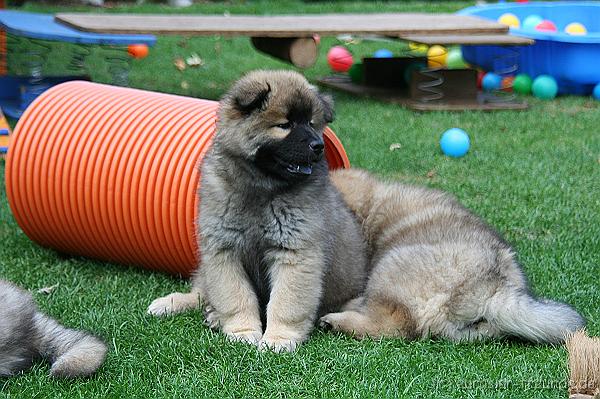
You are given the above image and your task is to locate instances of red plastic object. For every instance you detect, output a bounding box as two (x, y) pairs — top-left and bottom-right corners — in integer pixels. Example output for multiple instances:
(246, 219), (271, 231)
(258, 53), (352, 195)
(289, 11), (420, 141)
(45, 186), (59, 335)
(127, 44), (149, 59)
(327, 46), (353, 73)
(5, 81), (350, 276)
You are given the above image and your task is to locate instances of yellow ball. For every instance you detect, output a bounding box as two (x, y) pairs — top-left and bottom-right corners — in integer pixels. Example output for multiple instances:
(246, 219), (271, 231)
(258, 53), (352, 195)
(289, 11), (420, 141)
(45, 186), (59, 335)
(498, 13), (520, 28)
(427, 45), (447, 68)
(409, 41), (429, 54)
(565, 22), (587, 35)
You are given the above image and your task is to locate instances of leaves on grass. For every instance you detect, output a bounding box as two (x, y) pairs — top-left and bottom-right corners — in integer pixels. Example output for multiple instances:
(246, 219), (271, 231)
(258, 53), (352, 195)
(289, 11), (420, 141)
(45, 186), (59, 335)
(186, 53), (204, 67)
(181, 81), (190, 90)
(37, 283), (59, 295)
(426, 170), (436, 179)
(389, 143), (402, 152)
(173, 58), (186, 71)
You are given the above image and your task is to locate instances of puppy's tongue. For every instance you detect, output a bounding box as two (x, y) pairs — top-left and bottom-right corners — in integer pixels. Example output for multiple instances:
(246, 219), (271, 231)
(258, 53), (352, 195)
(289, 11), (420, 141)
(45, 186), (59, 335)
(288, 164), (312, 175)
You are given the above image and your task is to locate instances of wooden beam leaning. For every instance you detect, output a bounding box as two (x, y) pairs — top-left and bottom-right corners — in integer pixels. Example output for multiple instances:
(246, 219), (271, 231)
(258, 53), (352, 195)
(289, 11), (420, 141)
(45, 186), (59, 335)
(251, 37), (318, 68)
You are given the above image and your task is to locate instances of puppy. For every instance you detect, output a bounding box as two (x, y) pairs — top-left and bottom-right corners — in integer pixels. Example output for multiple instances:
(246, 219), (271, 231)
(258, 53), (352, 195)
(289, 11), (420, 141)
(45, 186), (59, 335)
(149, 70), (368, 352)
(321, 168), (584, 343)
(0, 279), (107, 377)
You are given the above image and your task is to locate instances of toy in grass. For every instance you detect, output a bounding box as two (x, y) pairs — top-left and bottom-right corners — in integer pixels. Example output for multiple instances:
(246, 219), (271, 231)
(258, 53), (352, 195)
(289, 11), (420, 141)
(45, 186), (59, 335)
(373, 48), (393, 58)
(408, 42), (428, 54)
(5, 81), (350, 277)
(348, 62), (363, 83)
(522, 14), (543, 30)
(440, 128), (470, 158)
(482, 72), (502, 91)
(327, 46), (353, 72)
(446, 47), (466, 69)
(127, 43), (149, 59)
(565, 22), (587, 36)
(532, 75), (558, 99)
(536, 20), (558, 32)
(593, 83), (600, 100)
(427, 45), (447, 68)
(513, 73), (533, 94)
(498, 13), (520, 28)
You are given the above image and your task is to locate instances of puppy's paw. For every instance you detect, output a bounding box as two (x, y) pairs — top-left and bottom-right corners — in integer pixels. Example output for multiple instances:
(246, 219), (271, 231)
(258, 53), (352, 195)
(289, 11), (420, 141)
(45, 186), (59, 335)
(203, 304), (220, 330)
(226, 330), (263, 345)
(147, 292), (199, 317)
(258, 334), (301, 353)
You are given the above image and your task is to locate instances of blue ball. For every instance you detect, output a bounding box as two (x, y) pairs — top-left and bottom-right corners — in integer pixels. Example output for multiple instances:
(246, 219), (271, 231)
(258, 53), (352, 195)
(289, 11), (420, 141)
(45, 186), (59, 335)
(523, 14), (543, 30)
(482, 72), (502, 92)
(593, 82), (600, 100)
(440, 128), (470, 158)
(373, 48), (393, 58)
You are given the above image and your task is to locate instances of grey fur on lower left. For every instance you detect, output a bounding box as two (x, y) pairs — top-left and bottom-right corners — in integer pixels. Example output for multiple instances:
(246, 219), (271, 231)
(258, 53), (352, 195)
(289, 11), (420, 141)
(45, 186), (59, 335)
(0, 279), (107, 378)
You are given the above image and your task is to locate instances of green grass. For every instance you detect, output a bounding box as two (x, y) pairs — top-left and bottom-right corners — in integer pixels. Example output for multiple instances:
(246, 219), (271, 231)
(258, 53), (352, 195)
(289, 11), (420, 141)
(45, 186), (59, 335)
(2, 1), (600, 398)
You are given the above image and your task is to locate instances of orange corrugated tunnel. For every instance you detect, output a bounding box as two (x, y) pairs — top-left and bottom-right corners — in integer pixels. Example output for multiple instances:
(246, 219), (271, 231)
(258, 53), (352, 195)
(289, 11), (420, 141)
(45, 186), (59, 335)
(5, 81), (350, 276)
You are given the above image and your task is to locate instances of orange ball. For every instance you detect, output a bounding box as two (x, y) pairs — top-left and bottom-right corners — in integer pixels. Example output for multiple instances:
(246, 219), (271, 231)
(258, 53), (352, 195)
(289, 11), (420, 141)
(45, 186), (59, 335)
(501, 76), (515, 92)
(127, 44), (149, 59)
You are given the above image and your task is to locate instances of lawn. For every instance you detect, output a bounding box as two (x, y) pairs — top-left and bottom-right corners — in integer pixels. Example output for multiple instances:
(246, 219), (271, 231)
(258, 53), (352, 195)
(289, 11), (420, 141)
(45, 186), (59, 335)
(1, 1), (599, 398)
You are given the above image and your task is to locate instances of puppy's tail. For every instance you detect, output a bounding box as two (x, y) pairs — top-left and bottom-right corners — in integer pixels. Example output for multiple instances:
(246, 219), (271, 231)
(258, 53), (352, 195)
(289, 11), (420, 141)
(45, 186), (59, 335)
(486, 288), (585, 344)
(34, 313), (107, 378)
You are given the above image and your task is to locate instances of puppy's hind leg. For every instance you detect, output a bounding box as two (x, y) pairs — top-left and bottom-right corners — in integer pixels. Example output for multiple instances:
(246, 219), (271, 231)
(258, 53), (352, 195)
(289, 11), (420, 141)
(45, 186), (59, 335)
(319, 297), (416, 340)
(147, 291), (201, 317)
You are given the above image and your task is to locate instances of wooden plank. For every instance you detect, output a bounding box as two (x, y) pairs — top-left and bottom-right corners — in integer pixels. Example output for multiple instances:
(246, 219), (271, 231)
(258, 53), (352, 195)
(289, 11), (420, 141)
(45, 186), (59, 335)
(401, 34), (534, 45)
(55, 13), (508, 37)
(317, 75), (528, 112)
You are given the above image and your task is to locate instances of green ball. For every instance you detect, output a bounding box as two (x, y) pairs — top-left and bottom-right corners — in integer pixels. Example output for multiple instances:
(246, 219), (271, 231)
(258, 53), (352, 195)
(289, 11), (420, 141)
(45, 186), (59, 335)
(403, 62), (426, 84)
(513, 73), (532, 95)
(348, 62), (364, 84)
(532, 75), (558, 100)
(446, 47), (466, 69)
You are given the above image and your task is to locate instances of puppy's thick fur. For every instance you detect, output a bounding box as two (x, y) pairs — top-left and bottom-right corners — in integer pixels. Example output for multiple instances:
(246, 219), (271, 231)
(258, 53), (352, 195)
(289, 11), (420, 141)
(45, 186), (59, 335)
(0, 279), (107, 377)
(149, 70), (368, 352)
(321, 168), (584, 343)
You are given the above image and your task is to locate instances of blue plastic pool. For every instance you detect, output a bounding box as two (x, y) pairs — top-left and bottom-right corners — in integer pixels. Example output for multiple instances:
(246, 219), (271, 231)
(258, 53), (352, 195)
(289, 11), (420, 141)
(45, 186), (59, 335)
(458, 2), (600, 95)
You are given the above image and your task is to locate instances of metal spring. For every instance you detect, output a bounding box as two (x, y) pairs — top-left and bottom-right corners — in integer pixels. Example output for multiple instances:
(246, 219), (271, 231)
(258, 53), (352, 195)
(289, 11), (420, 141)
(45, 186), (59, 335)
(415, 47), (447, 103)
(484, 46), (520, 103)
(101, 45), (131, 87)
(67, 43), (92, 75)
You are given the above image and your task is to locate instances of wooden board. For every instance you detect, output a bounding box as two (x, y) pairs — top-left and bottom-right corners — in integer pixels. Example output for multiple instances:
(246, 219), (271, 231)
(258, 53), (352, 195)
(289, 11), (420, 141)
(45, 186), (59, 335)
(317, 75), (528, 112)
(55, 13), (508, 37)
(403, 34), (534, 45)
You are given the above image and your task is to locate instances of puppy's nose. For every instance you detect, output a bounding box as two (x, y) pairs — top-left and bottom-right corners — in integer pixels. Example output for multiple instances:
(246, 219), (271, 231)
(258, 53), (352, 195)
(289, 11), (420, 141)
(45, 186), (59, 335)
(309, 139), (324, 154)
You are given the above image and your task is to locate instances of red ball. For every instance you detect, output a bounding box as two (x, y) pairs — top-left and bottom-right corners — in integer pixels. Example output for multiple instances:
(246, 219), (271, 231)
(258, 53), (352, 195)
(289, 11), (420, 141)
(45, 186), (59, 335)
(327, 46), (353, 73)
(516, 0), (528, 3)
(127, 44), (149, 59)
(477, 71), (485, 89)
(536, 20), (558, 32)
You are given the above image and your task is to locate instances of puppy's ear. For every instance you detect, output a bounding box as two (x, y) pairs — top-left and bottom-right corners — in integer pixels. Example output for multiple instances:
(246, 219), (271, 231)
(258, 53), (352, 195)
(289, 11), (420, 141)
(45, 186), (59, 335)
(319, 93), (335, 124)
(233, 82), (271, 116)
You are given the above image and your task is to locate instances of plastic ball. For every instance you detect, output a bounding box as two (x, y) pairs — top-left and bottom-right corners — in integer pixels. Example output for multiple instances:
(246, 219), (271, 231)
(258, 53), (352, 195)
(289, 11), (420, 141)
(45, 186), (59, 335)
(482, 72), (502, 91)
(592, 83), (600, 100)
(532, 75), (558, 99)
(312, 34), (321, 45)
(523, 15), (543, 30)
(348, 63), (364, 84)
(127, 44), (149, 59)
(427, 45), (447, 68)
(501, 76), (514, 92)
(408, 42), (428, 54)
(536, 20), (558, 32)
(498, 13), (520, 28)
(327, 46), (353, 73)
(477, 71), (485, 89)
(374, 48), (393, 58)
(446, 47), (467, 69)
(440, 128), (470, 158)
(403, 62), (426, 84)
(565, 22), (587, 35)
(513, 73), (533, 94)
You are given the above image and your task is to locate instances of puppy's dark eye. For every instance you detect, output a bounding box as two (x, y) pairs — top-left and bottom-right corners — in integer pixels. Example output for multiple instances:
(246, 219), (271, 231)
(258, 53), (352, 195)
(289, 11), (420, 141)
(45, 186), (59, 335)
(275, 121), (292, 130)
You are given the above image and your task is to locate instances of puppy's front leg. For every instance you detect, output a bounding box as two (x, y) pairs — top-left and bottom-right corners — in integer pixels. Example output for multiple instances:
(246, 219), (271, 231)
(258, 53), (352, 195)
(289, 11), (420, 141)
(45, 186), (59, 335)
(259, 249), (324, 352)
(200, 249), (262, 344)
